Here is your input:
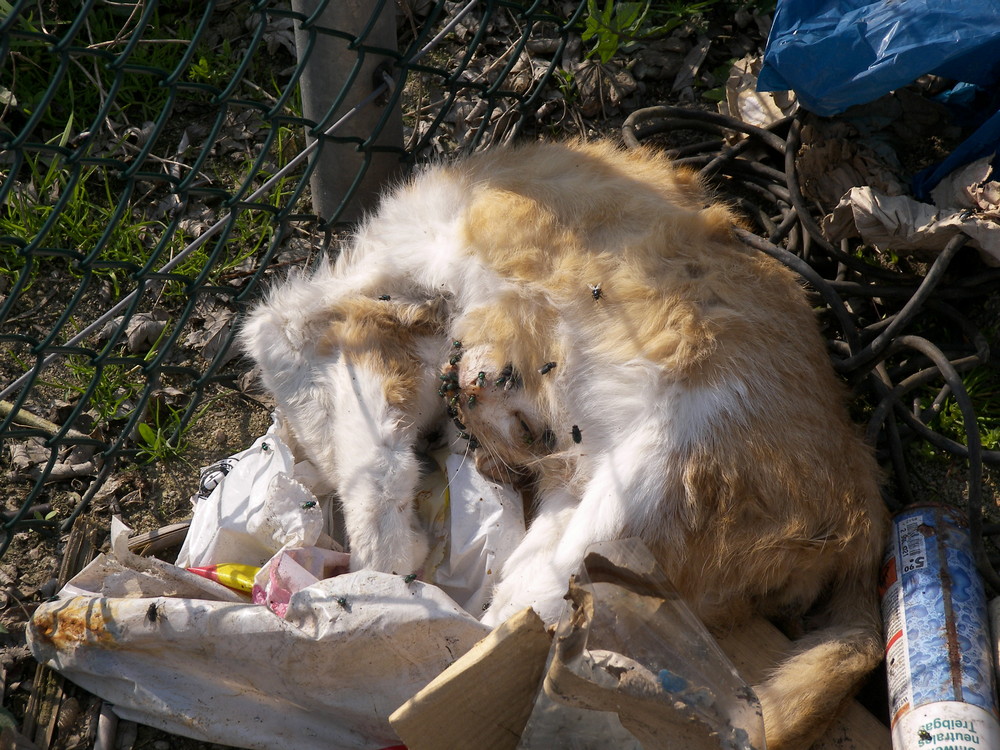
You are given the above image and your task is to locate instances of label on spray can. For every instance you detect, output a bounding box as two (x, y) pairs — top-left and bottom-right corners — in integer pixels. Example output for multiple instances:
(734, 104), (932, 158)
(880, 504), (1000, 749)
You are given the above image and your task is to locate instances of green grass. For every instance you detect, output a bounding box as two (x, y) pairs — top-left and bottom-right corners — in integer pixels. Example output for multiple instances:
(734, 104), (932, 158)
(580, 0), (775, 63)
(581, 0), (714, 62)
(0, 1), (307, 462)
(136, 399), (189, 464)
(1, 1), (197, 132)
(0, 147), (168, 297)
(924, 366), (1000, 451)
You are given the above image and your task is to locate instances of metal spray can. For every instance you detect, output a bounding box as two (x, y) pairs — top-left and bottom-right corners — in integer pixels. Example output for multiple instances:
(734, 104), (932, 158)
(880, 504), (1000, 749)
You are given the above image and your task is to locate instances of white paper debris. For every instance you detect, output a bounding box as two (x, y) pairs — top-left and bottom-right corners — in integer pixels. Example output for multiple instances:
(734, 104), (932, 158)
(176, 423), (327, 569)
(29, 556), (490, 750)
(28, 414), (527, 749)
(419, 452), (526, 615)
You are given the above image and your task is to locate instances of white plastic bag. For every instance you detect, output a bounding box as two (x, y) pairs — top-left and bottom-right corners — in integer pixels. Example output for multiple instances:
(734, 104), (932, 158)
(28, 415), (527, 749)
(29, 521), (490, 749)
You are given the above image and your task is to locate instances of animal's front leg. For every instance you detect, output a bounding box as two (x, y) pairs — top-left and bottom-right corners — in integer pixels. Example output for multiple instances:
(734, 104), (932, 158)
(329, 356), (433, 575)
(485, 425), (674, 626)
(243, 293), (448, 576)
(481, 485), (579, 627)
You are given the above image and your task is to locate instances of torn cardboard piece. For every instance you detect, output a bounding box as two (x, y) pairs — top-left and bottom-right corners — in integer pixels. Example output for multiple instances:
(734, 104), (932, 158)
(386, 538), (891, 750)
(537, 540), (765, 750)
(392, 539), (768, 750)
(390, 607), (552, 750)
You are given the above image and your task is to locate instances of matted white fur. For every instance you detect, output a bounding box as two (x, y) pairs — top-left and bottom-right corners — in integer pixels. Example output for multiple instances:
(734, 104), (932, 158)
(242, 140), (888, 749)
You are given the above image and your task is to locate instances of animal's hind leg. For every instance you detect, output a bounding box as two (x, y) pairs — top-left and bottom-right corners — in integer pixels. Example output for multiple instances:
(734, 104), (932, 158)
(753, 573), (884, 750)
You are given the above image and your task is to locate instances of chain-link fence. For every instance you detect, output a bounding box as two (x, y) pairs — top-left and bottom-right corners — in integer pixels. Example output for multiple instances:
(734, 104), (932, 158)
(1, 0), (590, 563)
(5, 0), (1000, 746)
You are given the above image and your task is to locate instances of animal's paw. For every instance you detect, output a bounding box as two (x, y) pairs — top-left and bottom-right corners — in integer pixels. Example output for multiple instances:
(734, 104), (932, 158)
(482, 562), (571, 627)
(346, 508), (430, 577)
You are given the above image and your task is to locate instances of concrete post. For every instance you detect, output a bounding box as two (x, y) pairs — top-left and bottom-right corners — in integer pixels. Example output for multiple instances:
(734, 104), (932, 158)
(291, 0), (404, 225)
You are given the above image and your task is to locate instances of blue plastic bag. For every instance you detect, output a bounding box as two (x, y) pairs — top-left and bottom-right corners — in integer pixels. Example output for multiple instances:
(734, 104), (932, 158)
(759, 0), (1000, 117)
(912, 108), (1000, 199)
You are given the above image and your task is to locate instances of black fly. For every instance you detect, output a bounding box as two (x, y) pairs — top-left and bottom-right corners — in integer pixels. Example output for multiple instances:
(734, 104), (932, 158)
(571, 425), (582, 443)
(146, 602), (159, 623)
(540, 428), (557, 450)
(495, 363), (514, 388)
(538, 361), (557, 375)
(589, 283), (603, 301)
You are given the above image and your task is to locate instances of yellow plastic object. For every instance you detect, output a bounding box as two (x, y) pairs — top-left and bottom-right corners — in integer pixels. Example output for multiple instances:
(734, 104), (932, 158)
(186, 563), (260, 593)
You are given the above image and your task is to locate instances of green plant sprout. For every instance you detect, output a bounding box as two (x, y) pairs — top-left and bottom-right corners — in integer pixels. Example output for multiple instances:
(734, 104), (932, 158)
(136, 401), (189, 464)
(581, 0), (716, 63)
(135, 392), (222, 464)
(925, 366), (1000, 451)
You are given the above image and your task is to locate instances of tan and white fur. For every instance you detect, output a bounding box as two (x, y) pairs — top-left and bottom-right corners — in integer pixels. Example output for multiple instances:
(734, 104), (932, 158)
(242, 141), (888, 749)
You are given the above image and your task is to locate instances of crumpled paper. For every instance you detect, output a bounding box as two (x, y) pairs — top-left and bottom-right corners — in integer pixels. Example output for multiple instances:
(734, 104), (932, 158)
(796, 120), (908, 210)
(29, 519), (490, 749)
(719, 55), (797, 135)
(28, 416), (526, 749)
(823, 156), (1000, 265)
(521, 541), (764, 750)
(794, 89), (953, 212)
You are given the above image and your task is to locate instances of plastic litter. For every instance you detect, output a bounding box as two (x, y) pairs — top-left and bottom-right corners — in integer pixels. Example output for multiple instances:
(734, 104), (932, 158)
(519, 540), (765, 750)
(29, 517), (490, 750)
(27, 415), (524, 749)
(759, 1), (1000, 118)
(912, 108), (1000, 198)
(186, 562), (259, 593)
(881, 505), (1000, 749)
